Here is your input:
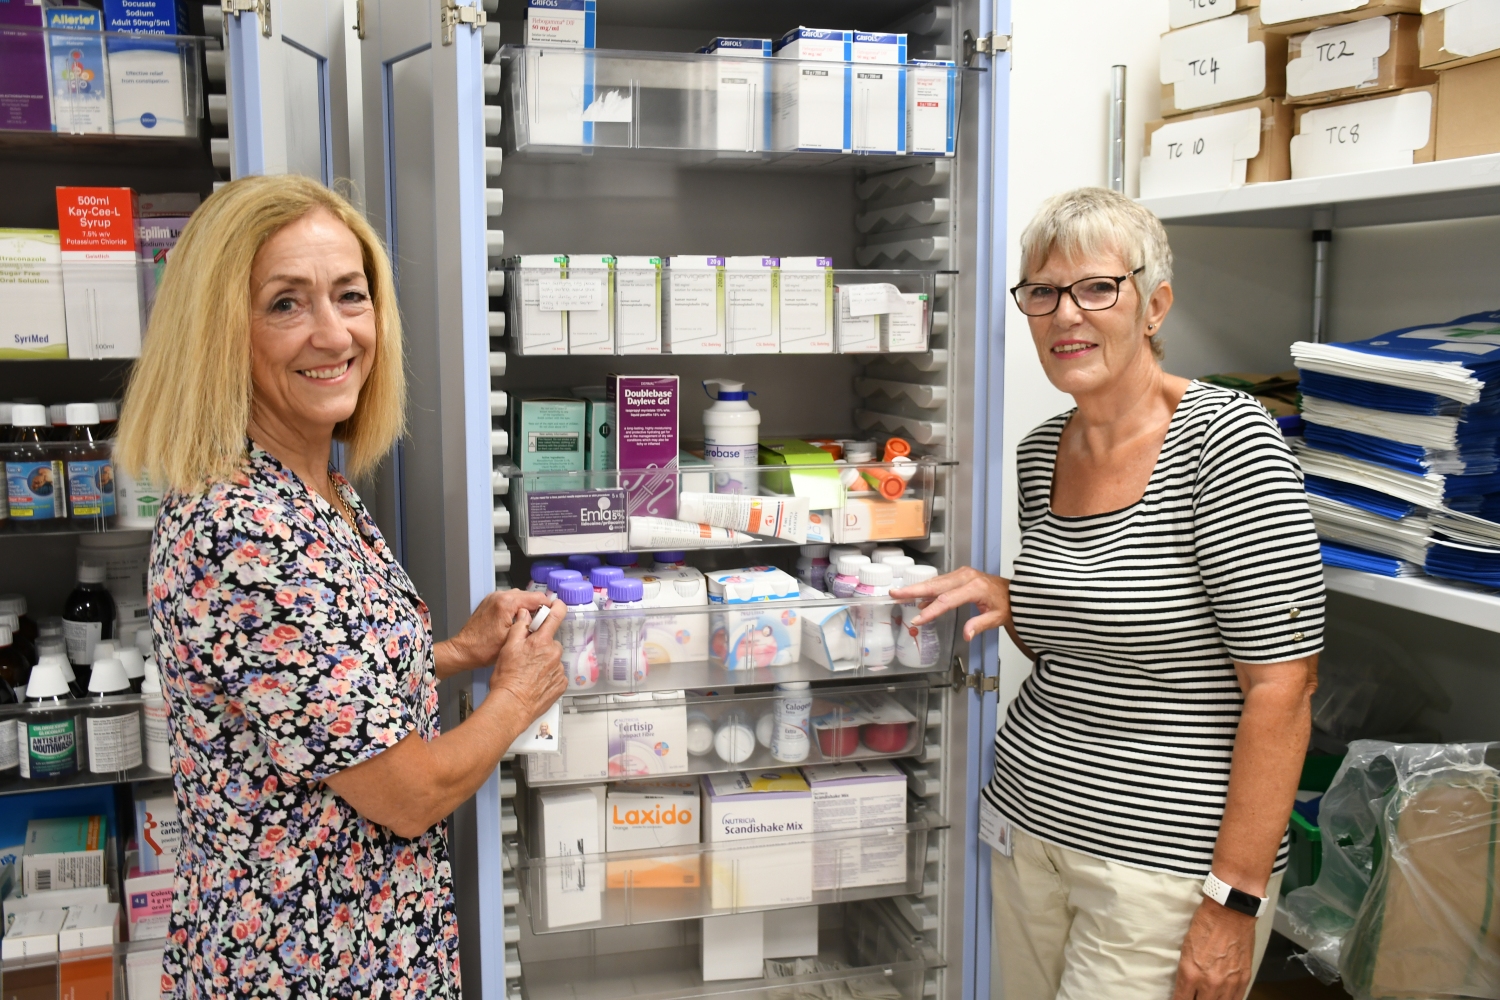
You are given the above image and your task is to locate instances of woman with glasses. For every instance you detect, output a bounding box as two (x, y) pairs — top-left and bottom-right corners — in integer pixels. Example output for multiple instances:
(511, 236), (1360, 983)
(893, 187), (1324, 1000)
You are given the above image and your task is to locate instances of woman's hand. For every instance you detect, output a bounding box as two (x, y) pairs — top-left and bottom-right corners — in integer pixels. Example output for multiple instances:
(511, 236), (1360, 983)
(890, 567), (1013, 641)
(435, 589), (552, 679)
(488, 604), (567, 729)
(1171, 899), (1256, 1000)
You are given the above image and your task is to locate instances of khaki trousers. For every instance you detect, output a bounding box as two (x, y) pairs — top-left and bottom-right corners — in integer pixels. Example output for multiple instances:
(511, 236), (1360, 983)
(991, 829), (1282, 1000)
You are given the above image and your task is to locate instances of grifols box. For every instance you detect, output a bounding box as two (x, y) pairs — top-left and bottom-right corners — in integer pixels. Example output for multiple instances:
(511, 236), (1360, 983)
(607, 374), (679, 519)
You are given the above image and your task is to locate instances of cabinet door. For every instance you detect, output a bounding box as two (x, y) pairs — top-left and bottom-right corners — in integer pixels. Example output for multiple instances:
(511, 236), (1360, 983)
(223, 0), (357, 179)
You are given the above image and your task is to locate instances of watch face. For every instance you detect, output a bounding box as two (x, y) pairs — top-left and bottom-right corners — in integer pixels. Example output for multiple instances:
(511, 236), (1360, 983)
(1224, 886), (1264, 917)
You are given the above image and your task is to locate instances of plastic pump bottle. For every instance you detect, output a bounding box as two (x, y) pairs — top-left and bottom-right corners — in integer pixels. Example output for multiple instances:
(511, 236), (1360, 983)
(557, 580), (598, 689)
(855, 563), (896, 669)
(702, 379), (760, 495)
(895, 564), (941, 668)
(831, 555), (872, 599)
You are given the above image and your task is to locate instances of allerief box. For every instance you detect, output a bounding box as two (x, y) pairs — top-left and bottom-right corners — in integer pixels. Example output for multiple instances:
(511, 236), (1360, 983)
(1290, 84), (1436, 178)
(1285, 14), (1434, 104)
(1160, 11), (1289, 116)
(701, 770), (813, 909)
(1435, 56), (1500, 159)
(1420, 2), (1500, 71)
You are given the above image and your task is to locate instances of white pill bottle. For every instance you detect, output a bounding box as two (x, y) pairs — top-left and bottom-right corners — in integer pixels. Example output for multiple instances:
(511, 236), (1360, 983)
(702, 378), (760, 496)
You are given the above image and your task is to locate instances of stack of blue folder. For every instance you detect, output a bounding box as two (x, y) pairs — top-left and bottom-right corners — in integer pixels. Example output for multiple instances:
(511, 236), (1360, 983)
(1291, 310), (1500, 588)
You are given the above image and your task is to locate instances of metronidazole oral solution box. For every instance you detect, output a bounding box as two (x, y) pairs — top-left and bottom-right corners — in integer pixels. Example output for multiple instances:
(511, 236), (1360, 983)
(0, 229), (68, 359)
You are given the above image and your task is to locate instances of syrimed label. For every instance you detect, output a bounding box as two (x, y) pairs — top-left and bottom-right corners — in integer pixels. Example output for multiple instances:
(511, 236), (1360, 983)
(67, 458), (116, 517)
(527, 489), (627, 537)
(7, 459), (66, 520)
(87, 710), (143, 772)
(20, 716), (79, 778)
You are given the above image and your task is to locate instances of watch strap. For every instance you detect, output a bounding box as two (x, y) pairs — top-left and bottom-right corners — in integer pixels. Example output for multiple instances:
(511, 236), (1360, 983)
(1202, 872), (1269, 918)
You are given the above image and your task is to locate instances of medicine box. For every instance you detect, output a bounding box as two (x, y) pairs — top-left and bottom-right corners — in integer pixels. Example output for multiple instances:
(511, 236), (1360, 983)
(571, 386), (613, 471)
(513, 396), (587, 474)
(57, 187), (143, 358)
(536, 785), (606, 928)
(624, 566), (709, 665)
(702, 911), (764, 980)
(523, 489), (629, 554)
(46, 6), (112, 134)
(836, 285), (883, 353)
(907, 60), (957, 156)
(804, 759), (908, 889)
(1290, 85), (1436, 179)
(605, 778), (701, 888)
(1141, 98), (1294, 198)
(0, 0), (50, 132)
(724, 256), (778, 354)
(1286, 14), (1432, 105)
(774, 27), (853, 152)
(0, 229), (68, 358)
(776, 257), (834, 353)
(2, 908), (66, 960)
(1420, 2), (1500, 71)
(701, 770), (813, 908)
(137, 215), (190, 319)
(125, 866), (174, 939)
(24, 816), (106, 893)
(759, 438), (844, 510)
(614, 255), (662, 354)
(608, 373), (680, 519)
(707, 566), (803, 669)
(58, 901), (120, 951)
(514, 255), (569, 355)
(849, 32), (906, 154)
(702, 37), (773, 151)
(882, 292), (928, 352)
(662, 257), (725, 354)
(104, 0), (191, 137)
(133, 793), (180, 874)
(833, 497), (926, 542)
(526, 701), (609, 783)
(566, 254), (614, 354)
(1159, 12), (1289, 116)
(764, 905), (819, 959)
(607, 693), (689, 777)
(526, 0), (595, 48)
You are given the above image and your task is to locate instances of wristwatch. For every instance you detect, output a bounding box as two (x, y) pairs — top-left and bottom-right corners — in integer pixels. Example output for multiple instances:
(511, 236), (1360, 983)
(1202, 872), (1269, 917)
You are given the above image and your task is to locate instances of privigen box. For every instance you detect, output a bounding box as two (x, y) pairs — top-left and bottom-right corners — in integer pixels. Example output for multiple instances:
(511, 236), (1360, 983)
(662, 257), (725, 354)
(850, 32), (906, 153)
(777, 257), (834, 353)
(56, 187), (143, 358)
(605, 779), (700, 888)
(702, 771), (813, 908)
(774, 27), (852, 152)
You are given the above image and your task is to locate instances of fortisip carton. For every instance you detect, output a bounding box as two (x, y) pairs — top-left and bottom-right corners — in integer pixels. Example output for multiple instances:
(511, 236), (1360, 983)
(103, 0), (190, 136)
(773, 27), (853, 152)
(57, 187), (143, 358)
(723, 256), (778, 353)
(624, 565), (709, 665)
(613, 256), (662, 354)
(701, 37), (773, 151)
(0, 229), (68, 358)
(566, 254), (614, 354)
(702, 770), (813, 908)
(606, 692), (689, 777)
(662, 257), (725, 354)
(46, 6), (111, 133)
(849, 32), (907, 154)
(907, 60), (957, 156)
(608, 374), (679, 519)
(535, 785), (605, 928)
(777, 257), (834, 353)
(605, 778), (700, 888)
(706, 566), (802, 669)
(803, 759), (908, 889)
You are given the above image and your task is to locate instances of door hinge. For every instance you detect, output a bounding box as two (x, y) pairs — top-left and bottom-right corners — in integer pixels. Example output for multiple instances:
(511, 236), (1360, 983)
(352, 0), (365, 40)
(441, 0), (487, 46)
(963, 29), (1010, 67)
(459, 689), (473, 722)
(951, 654), (998, 693)
(222, 0), (271, 38)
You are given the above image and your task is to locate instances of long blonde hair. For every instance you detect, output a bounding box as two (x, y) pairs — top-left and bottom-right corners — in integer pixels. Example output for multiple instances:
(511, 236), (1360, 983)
(115, 175), (406, 492)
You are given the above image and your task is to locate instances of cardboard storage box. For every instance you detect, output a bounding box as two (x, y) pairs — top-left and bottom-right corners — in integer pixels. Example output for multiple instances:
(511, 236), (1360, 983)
(1286, 14), (1434, 104)
(605, 779), (700, 888)
(1170, 0), (1260, 31)
(1142, 97), (1294, 197)
(1419, 2), (1500, 70)
(1259, 0), (1420, 34)
(1435, 55), (1500, 159)
(1160, 12), (1289, 116)
(701, 771), (813, 909)
(1289, 84), (1436, 177)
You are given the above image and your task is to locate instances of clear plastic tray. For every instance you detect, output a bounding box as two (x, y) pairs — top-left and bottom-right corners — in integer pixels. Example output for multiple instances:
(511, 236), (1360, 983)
(1, 693), (168, 796)
(515, 802), (946, 933)
(1, 938), (165, 1000)
(0, 439), (131, 535)
(519, 680), (931, 787)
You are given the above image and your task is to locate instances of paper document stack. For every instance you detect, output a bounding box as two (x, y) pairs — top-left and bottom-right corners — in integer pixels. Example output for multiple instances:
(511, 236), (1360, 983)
(1291, 311), (1500, 586)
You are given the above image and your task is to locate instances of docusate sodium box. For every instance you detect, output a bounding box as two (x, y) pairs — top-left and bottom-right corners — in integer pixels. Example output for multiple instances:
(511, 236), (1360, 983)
(804, 760), (907, 889)
(774, 28), (853, 152)
(702, 771), (813, 908)
(907, 60), (957, 156)
(701, 37), (773, 151)
(103, 0), (190, 136)
(662, 257), (725, 354)
(608, 374), (679, 519)
(0, 229), (68, 358)
(56, 187), (143, 359)
(724, 256), (778, 354)
(777, 257), (834, 353)
(850, 32), (906, 153)
(606, 778), (700, 888)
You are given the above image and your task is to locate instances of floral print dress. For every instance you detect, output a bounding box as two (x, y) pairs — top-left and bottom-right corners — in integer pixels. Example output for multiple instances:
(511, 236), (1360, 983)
(150, 445), (460, 999)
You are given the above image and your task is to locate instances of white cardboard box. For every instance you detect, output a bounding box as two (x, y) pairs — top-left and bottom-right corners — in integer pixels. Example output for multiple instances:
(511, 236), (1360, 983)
(849, 32), (906, 153)
(836, 285), (882, 353)
(724, 256), (778, 354)
(566, 254), (614, 354)
(663, 256), (725, 354)
(763, 904), (820, 958)
(774, 28), (852, 152)
(804, 759), (908, 890)
(515, 255), (569, 355)
(0, 229), (68, 359)
(702, 770), (813, 908)
(605, 778), (700, 888)
(526, 699), (609, 782)
(907, 60), (957, 156)
(124, 867), (174, 940)
(607, 694), (689, 777)
(702, 911), (764, 980)
(62, 258), (142, 358)
(614, 256), (662, 354)
(58, 901), (119, 951)
(127, 941), (167, 1000)
(536, 786), (605, 928)
(2, 908), (66, 960)
(706, 566), (803, 669)
(624, 566), (709, 665)
(704, 37), (773, 151)
(882, 291), (928, 352)
(777, 257), (834, 353)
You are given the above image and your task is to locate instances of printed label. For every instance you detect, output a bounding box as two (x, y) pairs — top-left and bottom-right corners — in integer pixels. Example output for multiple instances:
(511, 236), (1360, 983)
(21, 717), (79, 778)
(1290, 90), (1432, 177)
(0, 720), (16, 770)
(527, 490), (628, 537)
(1170, 40), (1268, 109)
(7, 459), (65, 519)
(87, 711), (143, 772)
(144, 699), (171, 773)
(64, 618), (102, 666)
(67, 458), (116, 517)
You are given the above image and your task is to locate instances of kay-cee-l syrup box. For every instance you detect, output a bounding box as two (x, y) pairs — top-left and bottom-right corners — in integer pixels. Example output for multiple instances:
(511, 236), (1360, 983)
(56, 187), (143, 359)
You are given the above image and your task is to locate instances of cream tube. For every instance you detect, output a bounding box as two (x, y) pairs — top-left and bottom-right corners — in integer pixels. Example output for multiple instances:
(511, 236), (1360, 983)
(628, 516), (756, 548)
(676, 492), (810, 543)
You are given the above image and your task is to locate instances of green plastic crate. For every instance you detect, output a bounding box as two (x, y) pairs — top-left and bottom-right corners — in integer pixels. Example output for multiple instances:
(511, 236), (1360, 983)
(1281, 753), (1345, 895)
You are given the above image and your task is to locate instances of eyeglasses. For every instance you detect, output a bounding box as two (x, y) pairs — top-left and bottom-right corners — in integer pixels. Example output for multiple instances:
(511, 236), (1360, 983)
(1010, 266), (1144, 317)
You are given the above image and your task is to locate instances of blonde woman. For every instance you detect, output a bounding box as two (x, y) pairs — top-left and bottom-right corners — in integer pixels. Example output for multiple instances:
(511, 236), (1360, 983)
(117, 175), (566, 999)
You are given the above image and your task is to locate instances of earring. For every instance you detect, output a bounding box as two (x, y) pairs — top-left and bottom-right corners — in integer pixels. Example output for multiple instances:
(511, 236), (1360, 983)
(1148, 324), (1155, 330)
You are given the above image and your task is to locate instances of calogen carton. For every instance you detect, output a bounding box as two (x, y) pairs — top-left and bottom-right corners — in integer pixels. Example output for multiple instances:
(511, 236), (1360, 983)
(607, 692), (689, 777)
(702, 770), (813, 907)
(605, 778), (700, 888)
(907, 60), (957, 156)
(701, 37), (773, 151)
(624, 566), (709, 665)
(0, 229), (68, 358)
(662, 257), (725, 354)
(849, 32), (906, 154)
(777, 257), (834, 353)
(723, 256), (778, 354)
(774, 28), (853, 152)
(803, 759), (908, 889)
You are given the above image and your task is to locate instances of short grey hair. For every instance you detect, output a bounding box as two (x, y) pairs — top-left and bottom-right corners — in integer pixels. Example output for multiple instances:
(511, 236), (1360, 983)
(1017, 187), (1174, 359)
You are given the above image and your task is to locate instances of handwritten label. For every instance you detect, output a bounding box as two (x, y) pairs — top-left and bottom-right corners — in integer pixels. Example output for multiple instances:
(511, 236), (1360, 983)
(1445, 0), (1500, 57)
(1261, 0), (1366, 24)
(1290, 91), (1433, 178)
(1160, 16), (1267, 110)
(842, 283), (907, 316)
(1287, 16), (1390, 96)
(978, 798), (1012, 857)
(1139, 108), (1261, 198)
(1169, 0), (1242, 29)
(538, 279), (604, 312)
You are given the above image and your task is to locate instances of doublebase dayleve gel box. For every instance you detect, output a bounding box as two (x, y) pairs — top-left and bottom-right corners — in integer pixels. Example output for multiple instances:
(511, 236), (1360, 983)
(777, 257), (834, 353)
(774, 27), (853, 152)
(850, 32), (907, 154)
(103, 0), (190, 136)
(701, 37), (773, 151)
(0, 229), (68, 358)
(702, 770), (813, 908)
(608, 373), (679, 519)
(907, 60), (957, 156)
(605, 778), (700, 888)
(662, 257), (725, 354)
(57, 187), (143, 359)
(723, 256), (778, 354)
(803, 759), (907, 889)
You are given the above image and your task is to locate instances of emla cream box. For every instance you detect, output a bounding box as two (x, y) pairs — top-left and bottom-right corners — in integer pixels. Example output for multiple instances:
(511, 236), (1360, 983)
(663, 256), (725, 354)
(803, 759), (907, 890)
(724, 256), (778, 354)
(777, 257), (834, 353)
(0, 229), (68, 358)
(702, 770), (813, 909)
(774, 27), (853, 152)
(849, 32), (906, 154)
(605, 778), (700, 888)
(536, 785), (606, 928)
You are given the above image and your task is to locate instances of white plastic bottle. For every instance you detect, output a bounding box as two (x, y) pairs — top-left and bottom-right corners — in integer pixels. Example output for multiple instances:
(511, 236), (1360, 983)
(606, 577), (648, 685)
(895, 564), (941, 668)
(796, 544), (831, 588)
(855, 563), (895, 669)
(714, 709), (756, 764)
(652, 550), (688, 569)
(825, 546), (861, 592)
(831, 555), (871, 599)
(702, 379), (760, 495)
(141, 652), (171, 774)
(771, 681), (812, 763)
(871, 547), (905, 564)
(84, 653), (143, 775)
(556, 580), (599, 689)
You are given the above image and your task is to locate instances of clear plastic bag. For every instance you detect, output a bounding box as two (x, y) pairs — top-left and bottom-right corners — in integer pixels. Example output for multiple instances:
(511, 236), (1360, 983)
(1283, 740), (1500, 996)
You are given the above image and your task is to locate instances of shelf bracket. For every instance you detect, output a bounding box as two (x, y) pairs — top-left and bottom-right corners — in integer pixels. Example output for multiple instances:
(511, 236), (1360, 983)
(441, 0), (487, 46)
(963, 29), (1010, 67)
(221, 0), (270, 38)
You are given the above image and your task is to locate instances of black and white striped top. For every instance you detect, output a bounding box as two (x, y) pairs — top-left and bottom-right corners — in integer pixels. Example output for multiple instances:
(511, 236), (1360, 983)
(984, 382), (1325, 878)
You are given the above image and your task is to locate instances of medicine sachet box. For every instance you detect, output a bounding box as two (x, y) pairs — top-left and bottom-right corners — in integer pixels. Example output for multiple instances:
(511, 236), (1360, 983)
(804, 759), (907, 889)
(777, 257), (834, 353)
(701, 37), (773, 151)
(702, 770), (813, 908)
(57, 187), (142, 359)
(849, 32), (906, 154)
(774, 27), (853, 152)
(907, 60), (957, 156)
(723, 256), (778, 354)
(607, 693), (689, 777)
(662, 257), (725, 354)
(0, 229), (68, 359)
(605, 778), (700, 888)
